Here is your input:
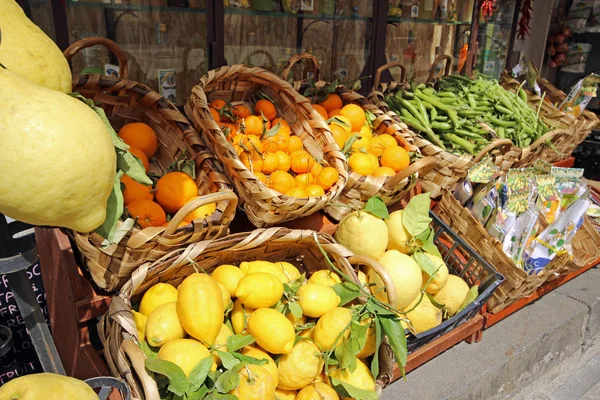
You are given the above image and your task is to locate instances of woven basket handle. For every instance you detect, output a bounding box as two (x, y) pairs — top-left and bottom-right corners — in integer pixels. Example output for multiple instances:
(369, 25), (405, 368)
(473, 138), (514, 163)
(373, 61), (406, 90)
(426, 54), (452, 83)
(518, 129), (562, 163)
(384, 155), (438, 191)
(165, 190), (239, 235)
(347, 255), (398, 309)
(64, 37), (129, 79)
(121, 340), (160, 400)
(243, 49), (276, 70)
(281, 52), (320, 82)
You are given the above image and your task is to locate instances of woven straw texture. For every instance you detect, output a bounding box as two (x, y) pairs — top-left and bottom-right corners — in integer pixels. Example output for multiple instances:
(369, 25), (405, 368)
(499, 71), (598, 165)
(66, 73), (237, 292)
(369, 58), (520, 199)
(185, 65), (348, 228)
(435, 190), (600, 313)
(282, 53), (438, 220)
(99, 227), (395, 399)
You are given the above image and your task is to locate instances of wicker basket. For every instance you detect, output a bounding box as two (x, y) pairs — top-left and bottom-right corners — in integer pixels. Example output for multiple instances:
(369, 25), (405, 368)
(99, 227), (395, 399)
(64, 39), (238, 292)
(185, 65), (348, 228)
(282, 53), (438, 221)
(369, 56), (521, 199)
(434, 190), (600, 313)
(500, 71), (599, 165)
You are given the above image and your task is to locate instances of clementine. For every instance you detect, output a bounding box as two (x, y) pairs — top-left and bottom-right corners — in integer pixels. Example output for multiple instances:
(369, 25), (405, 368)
(315, 167), (339, 191)
(381, 146), (410, 173)
(119, 122), (159, 158)
(275, 151), (291, 171)
(244, 115), (264, 136)
(210, 107), (221, 122)
(154, 172), (198, 214)
(262, 153), (279, 175)
(129, 146), (149, 173)
(288, 136), (303, 153)
(319, 94), (343, 112)
(233, 104), (251, 119)
(340, 104), (366, 133)
(348, 152), (376, 175)
(183, 199), (216, 223)
(291, 152), (315, 174)
(373, 166), (396, 177)
(329, 124), (349, 149)
(269, 171), (295, 194)
(127, 200), (167, 228)
(286, 187), (307, 197)
(295, 173), (314, 188)
(255, 99), (277, 121)
(313, 104), (328, 121)
(121, 175), (153, 205)
(305, 184), (325, 197)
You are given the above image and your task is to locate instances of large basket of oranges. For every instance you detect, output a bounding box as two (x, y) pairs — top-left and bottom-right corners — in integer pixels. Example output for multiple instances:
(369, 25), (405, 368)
(282, 53), (438, 221)
(369, 56), (520, 198)
(64, 40), (237, 292)
(185, 64), (348, 227)
(99, 227), (411, 399)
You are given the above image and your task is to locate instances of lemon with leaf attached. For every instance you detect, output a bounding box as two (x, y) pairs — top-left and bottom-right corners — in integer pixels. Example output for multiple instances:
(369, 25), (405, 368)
(236, 272), (284, 308)
(158, 338), (215, 376)
(230, 364), (275, 400)
(248, 308), (295, 354)
(297, 283), (341, 318)
(313, 307), (352, 352)
(308, 270), (341, 287)
(277, 340), (323, 390)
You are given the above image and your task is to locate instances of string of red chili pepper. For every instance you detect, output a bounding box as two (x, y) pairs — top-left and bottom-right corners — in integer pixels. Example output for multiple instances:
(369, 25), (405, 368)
(517, 0), (534, 41)
(481, 0), (495, 18)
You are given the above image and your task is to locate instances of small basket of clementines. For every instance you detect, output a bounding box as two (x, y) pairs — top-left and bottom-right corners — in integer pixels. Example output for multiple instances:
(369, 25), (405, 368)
(282, 53), (438, 221)
(184, 64), (348, 228)
(99, 226), (416, 400)
(63, 51), (237, 291)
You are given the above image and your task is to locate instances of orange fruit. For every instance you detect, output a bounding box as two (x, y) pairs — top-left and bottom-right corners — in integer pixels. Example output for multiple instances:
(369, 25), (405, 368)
(255, 99), (277, 121)
(210, 107), (221, 122)
(219, 122), (237, 139)
(320, 94), (343, 112)
(295, 173), (314, 188)
(272, 118), (289, 129)
(255, 171), (268, 184)
(305, 184), (325, 197)
(129, 146), (149, 173)
(348, 152), (376, 175)
(262, 153), (279, 175)
(183, 199), (217, 223)
(275, 151), (291, 171)
(367, 152), (380, 170)
(291, 152), (315, 174)
(261, 139), (279, 154)
(119, 122), (159, 158)
(373, 166), (396, 177)
(313, 104), (328, 121)
(310, 162), (323, 177)
(210, 99), (227, 111)
(240, 151), (264, 173)
(269, 171), (295, 194)
(277, 124), (291, 137)
(340, 104), (366, 133)
(329, 116), (352, 135)
(368, 136), (386, 157)
(315, 167), (339, 191)
(244, 115), (264, 136)
(286, 187), (307, 197)
(328, 109), (341, 118)
(351, 135), (371, 152)
(233, 104), (251, 119)
(155, 172), (198, 214)
(272, 133), (290, 153)
(329, 124), (349, 149)
(381, 146), (410, 173)
(288, 136), (303, 153)
(379, 134), (398, 149)
(127, 200), (167, 228)
(232, 144), (244, 156)
(121, 175), (153, 205)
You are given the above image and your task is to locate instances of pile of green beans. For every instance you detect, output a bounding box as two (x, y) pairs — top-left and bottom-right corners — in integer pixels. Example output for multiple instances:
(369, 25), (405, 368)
(384, 74), (549, 155)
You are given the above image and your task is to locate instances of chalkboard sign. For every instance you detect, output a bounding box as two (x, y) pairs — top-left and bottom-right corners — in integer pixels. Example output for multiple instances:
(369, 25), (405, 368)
(0, 260), (49, 384)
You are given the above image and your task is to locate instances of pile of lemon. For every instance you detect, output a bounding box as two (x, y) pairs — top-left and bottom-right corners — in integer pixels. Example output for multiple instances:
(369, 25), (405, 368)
(133, 261), (377, 399)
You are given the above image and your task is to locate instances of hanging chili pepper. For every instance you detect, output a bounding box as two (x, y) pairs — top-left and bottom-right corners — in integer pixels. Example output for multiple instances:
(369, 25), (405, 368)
(481, 0), (495, 18)
(517, 0), (534, 41)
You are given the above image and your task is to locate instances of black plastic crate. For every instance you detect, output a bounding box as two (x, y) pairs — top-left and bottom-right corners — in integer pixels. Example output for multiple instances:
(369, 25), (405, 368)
(573, 135), (600, 181)
(406, 211), (504, 353)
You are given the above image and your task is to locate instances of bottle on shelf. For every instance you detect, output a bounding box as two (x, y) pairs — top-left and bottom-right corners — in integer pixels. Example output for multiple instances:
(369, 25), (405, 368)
(154, 23), (178, 105)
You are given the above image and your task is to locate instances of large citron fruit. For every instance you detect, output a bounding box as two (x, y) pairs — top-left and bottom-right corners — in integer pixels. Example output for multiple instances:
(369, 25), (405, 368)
(0, 373), (97, 400)
(277, 340), (323, 390)
(177, 273), (225, 346)
(403, 294), (442, 334)
(335, 211), (388, 260)
(0, 0), (71, 92)
(158, 338), (216, 376)
(368, 250), (422, 310)
(248, 308), (295, 354)
(0, 69), (116, 232)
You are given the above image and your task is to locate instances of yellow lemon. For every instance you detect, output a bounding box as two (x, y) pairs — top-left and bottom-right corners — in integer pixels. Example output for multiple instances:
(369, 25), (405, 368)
(240, 260), (290, 283)
(278, 261), (302, 282)
(421, 252), (449, 295)
(275, 388), (297, 400)
(158, 338), (216, 376)
(335, 211), (388, 260)
(236, 272), (284, 309)
(355, 319), (376, 358)
(328, 358), (376, 399)
(313, 307), (352, 352)
(242, 346), (279, 387)
(308, 270), (341, 287)
(296, 382), (340, 400)
(217, 281), (232, 310)
(131, 310), (147, 342)
(297, 283), (341, 318)
(177, 273), (225, 346)
(433, 275), (470, 316)
(248, 308), (295, 355)
(211, 323), (233, 366)
(231, 298), (256, 334)
(357, 270), (368, 289)
(277, 340), (323, 390)
(368, 250), (422, 309)
(139, 283), (178, 317)
(211, 264), (245, 297)
(385, 210), (412, 254)
(145, 302), (185, 347)
(403, 295), (442, 334)
(230, 364), (275, 400)
(0, 373), (97, 400)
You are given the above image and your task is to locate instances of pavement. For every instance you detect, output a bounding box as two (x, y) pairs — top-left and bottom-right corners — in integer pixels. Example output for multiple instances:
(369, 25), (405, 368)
(382, 265), (600, 400)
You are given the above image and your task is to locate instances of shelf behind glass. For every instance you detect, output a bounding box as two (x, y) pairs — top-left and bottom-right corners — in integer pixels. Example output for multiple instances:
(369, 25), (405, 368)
(67, 1), (206, 13)
(387, 17), (471, 25)
(225, 7), (370, 21)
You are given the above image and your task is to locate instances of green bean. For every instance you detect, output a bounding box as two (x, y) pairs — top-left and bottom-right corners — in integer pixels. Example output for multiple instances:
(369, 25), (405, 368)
(467, 94), (477, 109)
(438, 92), (457, 98)
(434, 115), (448, 121)
(494, 104), (512, 115)
(486, 115), (516, 127)
(414, 90), (460, 128)
(446, 133), (477, 155)
(401, 116), (446, 149)
(458, 110), (485, 117)
(431, 121), (452, 131)
(414, 97), (430, 126)
(497, 126), (505, 139)
(400, 99), (427, 127)
(430, 107), (438, 121)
